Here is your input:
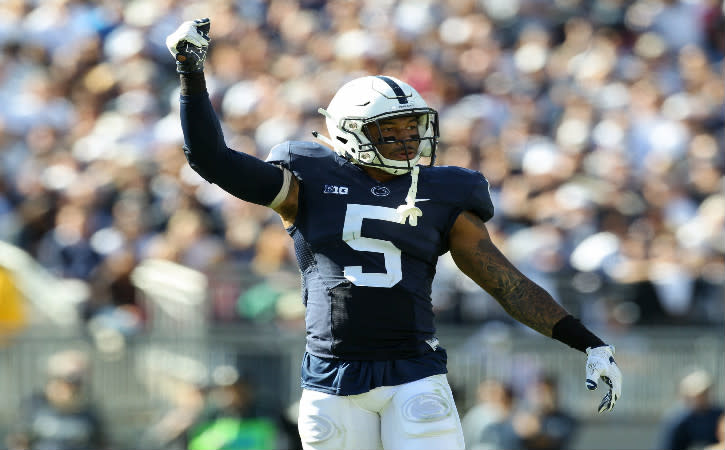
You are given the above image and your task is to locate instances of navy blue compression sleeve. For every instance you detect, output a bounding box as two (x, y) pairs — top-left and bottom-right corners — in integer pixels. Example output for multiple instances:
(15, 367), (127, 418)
(179, 77), (284, 206)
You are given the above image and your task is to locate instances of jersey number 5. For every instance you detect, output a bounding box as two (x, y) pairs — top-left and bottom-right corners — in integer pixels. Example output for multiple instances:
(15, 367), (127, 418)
(341, 204), (402, 288)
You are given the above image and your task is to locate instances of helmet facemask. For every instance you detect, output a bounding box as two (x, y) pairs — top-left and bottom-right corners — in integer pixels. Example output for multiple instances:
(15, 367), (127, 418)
(358, 111), (439, 174)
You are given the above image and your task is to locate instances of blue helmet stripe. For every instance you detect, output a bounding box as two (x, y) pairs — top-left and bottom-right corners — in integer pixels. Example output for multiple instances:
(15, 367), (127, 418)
(375, 76), (408, 104)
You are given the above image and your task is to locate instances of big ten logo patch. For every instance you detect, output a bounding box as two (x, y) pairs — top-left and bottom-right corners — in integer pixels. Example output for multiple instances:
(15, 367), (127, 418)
(324, 185), (349, 195)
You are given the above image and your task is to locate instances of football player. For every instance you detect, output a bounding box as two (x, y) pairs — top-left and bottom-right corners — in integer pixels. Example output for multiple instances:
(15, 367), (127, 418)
(166, 19), (622, 450)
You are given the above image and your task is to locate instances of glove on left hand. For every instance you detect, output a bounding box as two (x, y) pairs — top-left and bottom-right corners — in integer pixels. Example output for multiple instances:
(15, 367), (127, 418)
(165, 18), (211, 73)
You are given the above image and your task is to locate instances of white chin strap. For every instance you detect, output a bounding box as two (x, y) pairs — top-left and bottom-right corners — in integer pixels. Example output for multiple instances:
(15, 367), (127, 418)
(396, 165), (422, 226)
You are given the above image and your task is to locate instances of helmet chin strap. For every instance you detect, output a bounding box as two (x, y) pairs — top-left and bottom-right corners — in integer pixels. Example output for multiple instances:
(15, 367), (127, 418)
(396, 165), (422, 226)
(311, 130), (336, 148)
(313, 108), (339, 150)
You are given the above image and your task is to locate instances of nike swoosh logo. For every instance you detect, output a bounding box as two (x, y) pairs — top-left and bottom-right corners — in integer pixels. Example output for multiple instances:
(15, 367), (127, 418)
(415, 199), (431, 202)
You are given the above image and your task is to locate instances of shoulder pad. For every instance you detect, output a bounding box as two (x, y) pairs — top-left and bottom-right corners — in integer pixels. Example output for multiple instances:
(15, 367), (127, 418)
(431, 166), (493, 222)
(265, 141), (339, 182)
(265, 141), (334, 166)
(265, 141), (292, 166)
(465, 173), (494, 222)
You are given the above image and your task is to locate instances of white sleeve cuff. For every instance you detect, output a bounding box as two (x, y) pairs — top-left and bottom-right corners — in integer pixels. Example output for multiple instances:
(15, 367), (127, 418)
(267, 167), (292, 209)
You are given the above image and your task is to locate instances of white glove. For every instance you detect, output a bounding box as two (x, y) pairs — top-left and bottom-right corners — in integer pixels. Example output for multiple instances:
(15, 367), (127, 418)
(165, 18), (211, 73)
(585, 345), (622, 413)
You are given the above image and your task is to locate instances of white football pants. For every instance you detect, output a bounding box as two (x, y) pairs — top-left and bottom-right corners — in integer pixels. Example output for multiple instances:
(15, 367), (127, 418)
(297, 374), (465, 450)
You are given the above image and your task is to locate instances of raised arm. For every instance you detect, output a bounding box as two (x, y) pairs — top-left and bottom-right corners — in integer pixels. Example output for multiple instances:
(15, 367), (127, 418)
(166, 19), (299, 226)
(449, 210), (622, 413)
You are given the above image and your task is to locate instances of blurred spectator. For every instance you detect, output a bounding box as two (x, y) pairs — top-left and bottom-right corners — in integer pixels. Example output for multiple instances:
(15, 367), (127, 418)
(182, 365), (289, 450)
(5, 349), (108, 450)
(0, 266), (26, 342)
(35, 203), (101, 280)
(461, 379), (516, 450)
(139, 376), (206, 450)
(658, 369), (725, 450)
(506, 374), (578, 450)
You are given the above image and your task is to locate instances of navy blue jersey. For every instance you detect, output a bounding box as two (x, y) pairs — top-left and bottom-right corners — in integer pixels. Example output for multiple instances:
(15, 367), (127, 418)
(266, 141), (493, 363)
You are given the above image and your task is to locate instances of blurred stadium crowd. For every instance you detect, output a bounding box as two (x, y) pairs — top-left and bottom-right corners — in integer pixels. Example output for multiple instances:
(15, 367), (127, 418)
(0, 0), (723, 340)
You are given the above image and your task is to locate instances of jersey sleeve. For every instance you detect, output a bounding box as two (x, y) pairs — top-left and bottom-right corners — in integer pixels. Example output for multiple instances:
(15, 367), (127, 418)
(179, 92), (285, 206)
(463, 172), (494, 222)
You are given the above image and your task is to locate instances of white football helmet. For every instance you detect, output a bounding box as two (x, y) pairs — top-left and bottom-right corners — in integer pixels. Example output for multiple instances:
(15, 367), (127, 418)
(317, 75), (439, 175)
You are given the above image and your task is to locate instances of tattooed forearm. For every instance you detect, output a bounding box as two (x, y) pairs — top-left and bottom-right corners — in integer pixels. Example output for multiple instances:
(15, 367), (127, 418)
(470, 237), (567, 336)
(450, 212), (569, 337)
